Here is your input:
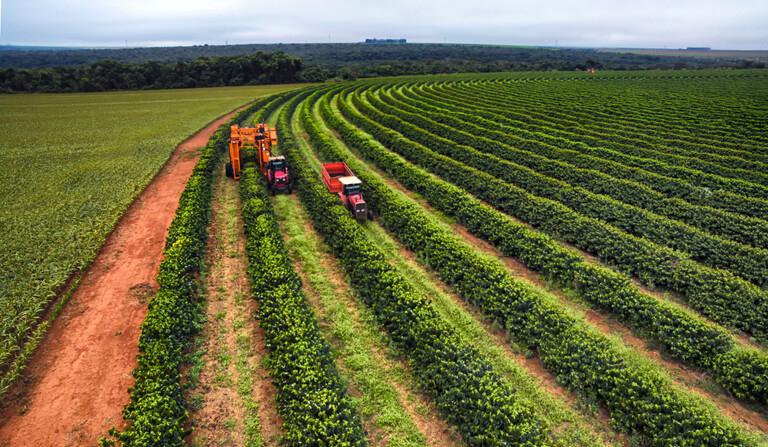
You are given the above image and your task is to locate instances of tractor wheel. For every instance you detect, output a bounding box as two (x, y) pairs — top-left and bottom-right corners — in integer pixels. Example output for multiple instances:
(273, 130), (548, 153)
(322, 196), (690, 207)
(288, 185), (293, 194)
(271, 186), (276, 196)
(367, 210), (374, 221)
(225, 162), (234, 178)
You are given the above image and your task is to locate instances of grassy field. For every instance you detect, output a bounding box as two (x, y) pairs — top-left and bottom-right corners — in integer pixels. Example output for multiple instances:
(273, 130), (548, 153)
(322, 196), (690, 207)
(0, 83), (303, 396)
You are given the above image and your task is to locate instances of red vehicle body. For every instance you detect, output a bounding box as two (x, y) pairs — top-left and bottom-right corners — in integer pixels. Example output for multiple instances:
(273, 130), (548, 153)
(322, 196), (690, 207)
(266, 156), (291, 194)
(321, 162), (372, 221)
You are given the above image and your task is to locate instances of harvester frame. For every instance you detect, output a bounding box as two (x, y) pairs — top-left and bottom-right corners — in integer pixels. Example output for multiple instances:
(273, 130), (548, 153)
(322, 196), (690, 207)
(227, 123), (277, 180)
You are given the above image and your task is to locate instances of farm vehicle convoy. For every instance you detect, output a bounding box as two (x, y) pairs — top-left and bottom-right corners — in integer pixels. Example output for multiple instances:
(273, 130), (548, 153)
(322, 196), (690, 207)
(227, 123), (372, 221)
(227, 123), (290, 194)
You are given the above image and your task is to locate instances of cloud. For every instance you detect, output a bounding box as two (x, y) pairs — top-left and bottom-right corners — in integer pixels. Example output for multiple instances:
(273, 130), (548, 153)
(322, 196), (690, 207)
(1, 0), (766, 49)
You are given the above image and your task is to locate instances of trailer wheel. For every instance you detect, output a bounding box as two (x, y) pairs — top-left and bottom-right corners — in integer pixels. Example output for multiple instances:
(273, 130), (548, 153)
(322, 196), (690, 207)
(225, 162), (234, 178)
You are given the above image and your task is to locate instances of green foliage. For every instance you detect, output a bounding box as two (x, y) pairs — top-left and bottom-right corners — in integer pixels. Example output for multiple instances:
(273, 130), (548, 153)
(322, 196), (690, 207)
(0, 84), (298, 402)
(414, 77), (768, 219)
(0, 52), (304, 93)
(300, 83), (762, 444)
(238, 90), (368, 446)
(284, 92), (552, 446)
(329, 84), (768, 405)
(347, 86), (768, 347)
(101, 98), (269, 446)
(383, 85), (768, 252)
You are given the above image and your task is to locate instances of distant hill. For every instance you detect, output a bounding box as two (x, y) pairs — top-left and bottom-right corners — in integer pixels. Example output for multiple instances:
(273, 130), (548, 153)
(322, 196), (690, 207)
(597, 48), (768, 62)
(0, 42), (749, 70)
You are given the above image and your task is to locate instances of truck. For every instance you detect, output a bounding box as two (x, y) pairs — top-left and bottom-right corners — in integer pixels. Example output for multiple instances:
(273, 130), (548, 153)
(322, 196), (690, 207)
(321, 162), (373, 222)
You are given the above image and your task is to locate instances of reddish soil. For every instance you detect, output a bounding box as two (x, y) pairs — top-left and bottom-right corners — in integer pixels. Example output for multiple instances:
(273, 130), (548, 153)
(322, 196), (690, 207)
(0, 107), (247, 447)
(185, 163), (283, 446)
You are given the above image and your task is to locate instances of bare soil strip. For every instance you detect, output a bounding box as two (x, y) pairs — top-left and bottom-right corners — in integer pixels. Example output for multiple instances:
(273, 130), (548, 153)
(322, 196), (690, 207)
(185, 162), (283, 446)
(0, 108), (246, 447)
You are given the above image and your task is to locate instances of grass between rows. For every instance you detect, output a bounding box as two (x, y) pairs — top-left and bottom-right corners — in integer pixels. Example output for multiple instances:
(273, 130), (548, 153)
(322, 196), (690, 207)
(185, 158), (266, 447)
(273, 192), (440, 447)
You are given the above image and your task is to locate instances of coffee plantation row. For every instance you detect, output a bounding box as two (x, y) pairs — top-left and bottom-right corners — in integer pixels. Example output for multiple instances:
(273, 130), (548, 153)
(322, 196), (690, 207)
(352, 86), (768, 345)
(226, 72), (764, 445)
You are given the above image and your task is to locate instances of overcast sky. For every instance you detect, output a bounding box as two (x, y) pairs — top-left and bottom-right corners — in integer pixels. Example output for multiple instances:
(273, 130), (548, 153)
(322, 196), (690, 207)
(1, 0), (766, 50)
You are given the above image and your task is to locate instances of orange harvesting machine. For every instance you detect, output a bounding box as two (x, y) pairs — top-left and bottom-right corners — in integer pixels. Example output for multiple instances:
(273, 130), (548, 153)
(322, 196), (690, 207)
(226, 123), (291, 194)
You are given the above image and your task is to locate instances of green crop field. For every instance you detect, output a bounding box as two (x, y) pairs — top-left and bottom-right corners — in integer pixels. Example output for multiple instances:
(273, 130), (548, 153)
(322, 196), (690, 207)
(5, 69), (768, 446)
(186, 70), (767, 447)
(0, 83), (301, 395)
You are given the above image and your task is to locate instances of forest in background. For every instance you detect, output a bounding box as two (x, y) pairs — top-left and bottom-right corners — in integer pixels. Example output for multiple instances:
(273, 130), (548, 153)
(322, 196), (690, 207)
(1, 43), (764, 93)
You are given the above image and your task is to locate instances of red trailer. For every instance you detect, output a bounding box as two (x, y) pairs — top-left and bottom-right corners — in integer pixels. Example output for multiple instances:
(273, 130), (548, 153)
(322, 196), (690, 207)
(321, 162), (372, 221)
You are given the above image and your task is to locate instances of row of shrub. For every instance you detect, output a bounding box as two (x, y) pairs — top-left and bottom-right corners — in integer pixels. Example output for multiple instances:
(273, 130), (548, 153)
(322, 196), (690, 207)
(364, 89), (768, 288)
(440, 80), (768, 187)
(101, 99), (269, 446)
(457, 78), (768, 162)
(286, 91), (553, 446)
(326, 86), (768, 405)
(349, 89), (768, 344)
(410, 82), (768, 221)
(462, 75), (768, 154)
(302, 87), (754, 444)
(239, 140), (369, 445)
(383, 84), (768, 251)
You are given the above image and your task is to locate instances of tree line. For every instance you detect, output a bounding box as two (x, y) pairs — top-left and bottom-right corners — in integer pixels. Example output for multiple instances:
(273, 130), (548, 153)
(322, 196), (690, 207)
(1, 45), (763, 93)
(0, 51), (304, 93)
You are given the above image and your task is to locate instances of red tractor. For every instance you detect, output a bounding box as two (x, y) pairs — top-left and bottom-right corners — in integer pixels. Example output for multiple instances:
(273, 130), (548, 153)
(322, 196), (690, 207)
(321, 162), (373, 222)
(266, 155), (291, 195)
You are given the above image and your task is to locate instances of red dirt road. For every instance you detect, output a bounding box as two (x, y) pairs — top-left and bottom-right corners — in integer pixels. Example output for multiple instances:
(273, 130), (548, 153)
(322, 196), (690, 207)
(0, 107), (246, 447)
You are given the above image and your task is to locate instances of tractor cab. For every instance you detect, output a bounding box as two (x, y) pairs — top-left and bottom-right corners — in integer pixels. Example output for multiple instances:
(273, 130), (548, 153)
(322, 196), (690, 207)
(267, 155), (291, 194)
(339, 176), (368, 221)
(268, 156), (287, 173)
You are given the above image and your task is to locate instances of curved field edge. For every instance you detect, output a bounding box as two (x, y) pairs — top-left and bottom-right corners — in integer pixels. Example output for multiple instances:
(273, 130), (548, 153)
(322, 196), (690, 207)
(0, 84), (302, 401)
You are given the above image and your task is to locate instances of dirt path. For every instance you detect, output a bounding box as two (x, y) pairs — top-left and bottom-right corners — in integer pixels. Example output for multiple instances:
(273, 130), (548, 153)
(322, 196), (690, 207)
(185, 161), (283, 447)
(0, 106), (247, 447)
